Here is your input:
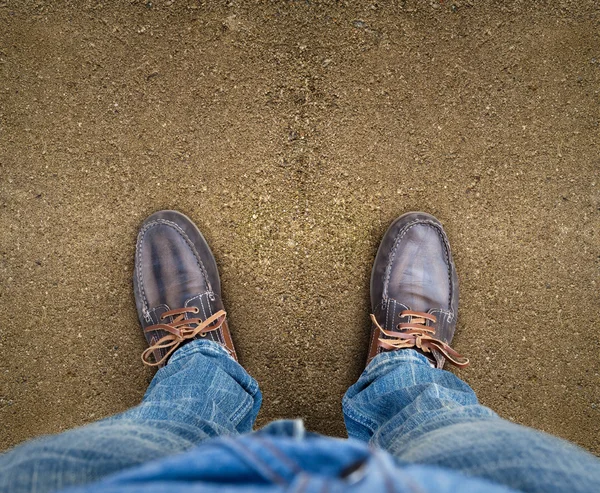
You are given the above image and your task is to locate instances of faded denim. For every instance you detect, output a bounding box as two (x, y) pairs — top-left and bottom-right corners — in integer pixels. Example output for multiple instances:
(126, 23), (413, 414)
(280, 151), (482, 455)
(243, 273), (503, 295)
(1, 340), (599, 493)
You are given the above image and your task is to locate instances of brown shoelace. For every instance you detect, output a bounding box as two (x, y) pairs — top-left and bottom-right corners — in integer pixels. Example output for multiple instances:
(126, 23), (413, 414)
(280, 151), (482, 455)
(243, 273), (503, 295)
(141, 308), (227, 367)
(371, 310), (469, 368)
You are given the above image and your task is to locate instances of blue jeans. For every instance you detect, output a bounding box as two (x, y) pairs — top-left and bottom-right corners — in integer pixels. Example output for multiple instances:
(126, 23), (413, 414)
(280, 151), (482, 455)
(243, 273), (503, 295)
(1, 340), (599, 493)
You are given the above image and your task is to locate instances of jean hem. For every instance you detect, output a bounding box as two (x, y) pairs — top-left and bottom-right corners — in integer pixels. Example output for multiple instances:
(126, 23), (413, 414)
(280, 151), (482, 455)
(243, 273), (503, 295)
(164, 339), (260, 426)
(342, 350), (434, 433)
(168, 338), (232, 364)
(365, 349), (431, 374)
(343, 401), (380, 433)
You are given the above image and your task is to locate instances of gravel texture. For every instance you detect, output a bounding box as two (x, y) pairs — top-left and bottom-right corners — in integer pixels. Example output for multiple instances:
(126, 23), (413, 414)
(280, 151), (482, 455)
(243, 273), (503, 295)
(1, 0), (599, 454)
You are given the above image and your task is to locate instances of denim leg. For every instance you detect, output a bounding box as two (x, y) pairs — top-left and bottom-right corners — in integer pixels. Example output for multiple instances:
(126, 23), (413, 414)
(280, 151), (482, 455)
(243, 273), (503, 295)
(0, 339), (262, 493)
(343, 349), (600, 493)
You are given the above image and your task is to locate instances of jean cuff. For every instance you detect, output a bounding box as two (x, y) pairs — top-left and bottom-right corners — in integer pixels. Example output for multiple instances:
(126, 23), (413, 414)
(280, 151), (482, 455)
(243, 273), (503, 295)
(365, 349), (432, 375)
(168, 338), (232, 365)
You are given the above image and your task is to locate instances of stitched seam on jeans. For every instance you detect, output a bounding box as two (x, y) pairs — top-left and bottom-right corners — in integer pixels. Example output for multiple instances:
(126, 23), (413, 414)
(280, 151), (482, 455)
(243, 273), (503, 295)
(230, 397), (254, 426)
(342, 402), (379, 432)
(229, 371), (259, 423)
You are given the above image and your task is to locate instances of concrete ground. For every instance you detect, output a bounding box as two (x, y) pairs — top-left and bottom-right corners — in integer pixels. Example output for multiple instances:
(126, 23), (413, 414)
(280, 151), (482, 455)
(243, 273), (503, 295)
(1, 0), (599, 455)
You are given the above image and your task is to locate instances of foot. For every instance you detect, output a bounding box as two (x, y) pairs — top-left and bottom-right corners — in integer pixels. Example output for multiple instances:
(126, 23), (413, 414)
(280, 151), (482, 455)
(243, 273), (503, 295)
(367, 212), (468, 369)
(134, 210), (237, 367)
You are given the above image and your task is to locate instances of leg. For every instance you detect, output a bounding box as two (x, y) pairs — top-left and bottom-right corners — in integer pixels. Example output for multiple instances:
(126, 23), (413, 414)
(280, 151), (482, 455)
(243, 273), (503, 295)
(1, 210), (258, 493)
(353, 212), (600, 492)
(343, 349), (600, 493)
(0, 340), (261, 493)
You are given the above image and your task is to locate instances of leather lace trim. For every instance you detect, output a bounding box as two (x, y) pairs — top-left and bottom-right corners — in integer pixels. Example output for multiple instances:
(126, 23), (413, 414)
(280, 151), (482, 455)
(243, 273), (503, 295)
(371, 310), (469, 368)
(142, 308), (227, 367)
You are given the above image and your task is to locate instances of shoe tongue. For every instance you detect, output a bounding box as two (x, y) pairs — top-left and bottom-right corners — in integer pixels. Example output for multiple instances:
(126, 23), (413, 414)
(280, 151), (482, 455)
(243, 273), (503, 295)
(395, 292), (443, 314)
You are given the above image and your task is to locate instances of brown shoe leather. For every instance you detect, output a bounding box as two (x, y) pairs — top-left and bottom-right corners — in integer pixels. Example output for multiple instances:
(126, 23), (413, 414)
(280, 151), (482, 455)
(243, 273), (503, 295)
(367, 212), (469, 369)
(133, 210), (237, 367)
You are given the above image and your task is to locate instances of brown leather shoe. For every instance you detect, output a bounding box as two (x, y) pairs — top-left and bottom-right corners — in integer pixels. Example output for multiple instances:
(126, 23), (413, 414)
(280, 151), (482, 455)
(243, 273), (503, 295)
(367, 212), (469, 369)
(134, 210), (237, 367)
